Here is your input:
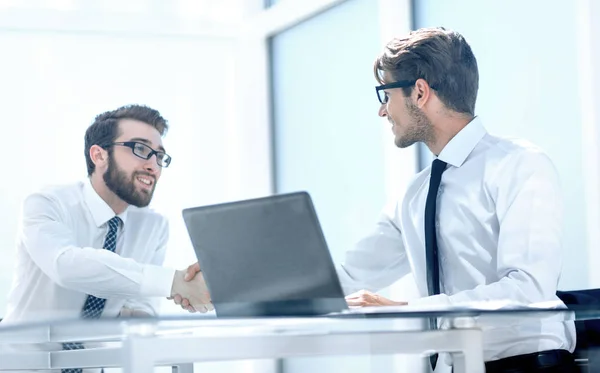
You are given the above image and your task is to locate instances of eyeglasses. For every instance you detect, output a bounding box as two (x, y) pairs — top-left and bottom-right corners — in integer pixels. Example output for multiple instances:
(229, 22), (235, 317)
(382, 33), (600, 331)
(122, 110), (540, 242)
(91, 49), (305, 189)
(107, 141), (172, 168)
(375, 80), (416, 104)
(375, 80), (439, 104)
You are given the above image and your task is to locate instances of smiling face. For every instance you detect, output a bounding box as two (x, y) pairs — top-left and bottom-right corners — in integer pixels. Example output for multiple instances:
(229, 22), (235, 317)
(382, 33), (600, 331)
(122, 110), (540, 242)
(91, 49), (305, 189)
(102, 119), (164, 208)
(377, 74), (434, 148)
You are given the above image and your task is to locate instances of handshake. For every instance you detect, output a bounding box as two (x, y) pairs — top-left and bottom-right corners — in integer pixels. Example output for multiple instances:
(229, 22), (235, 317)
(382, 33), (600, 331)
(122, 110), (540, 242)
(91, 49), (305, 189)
(169, 262), (212, 313)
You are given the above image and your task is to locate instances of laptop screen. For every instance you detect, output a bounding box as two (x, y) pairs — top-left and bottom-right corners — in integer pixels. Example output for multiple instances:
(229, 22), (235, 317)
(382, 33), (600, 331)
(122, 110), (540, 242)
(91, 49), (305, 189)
(182, 192), (348, 317)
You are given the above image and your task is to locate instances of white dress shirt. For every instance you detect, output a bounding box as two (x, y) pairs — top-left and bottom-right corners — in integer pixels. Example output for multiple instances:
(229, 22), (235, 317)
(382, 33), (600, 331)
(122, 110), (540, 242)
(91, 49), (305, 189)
(337, 117), (575, 362)
(3, 179), (175, 324)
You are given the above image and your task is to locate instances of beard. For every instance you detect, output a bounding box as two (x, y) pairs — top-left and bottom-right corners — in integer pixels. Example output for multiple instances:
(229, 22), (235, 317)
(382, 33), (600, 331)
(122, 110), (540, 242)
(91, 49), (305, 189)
(394, 99), (435, 148)
(103, 153), (155, 208)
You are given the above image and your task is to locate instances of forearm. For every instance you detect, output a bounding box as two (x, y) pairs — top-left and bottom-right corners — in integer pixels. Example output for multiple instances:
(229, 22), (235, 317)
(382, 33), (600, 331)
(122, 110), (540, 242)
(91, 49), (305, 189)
(21, 191), (175, 299)
(409, 270), (558, 307)
(51, 246), (174, 299)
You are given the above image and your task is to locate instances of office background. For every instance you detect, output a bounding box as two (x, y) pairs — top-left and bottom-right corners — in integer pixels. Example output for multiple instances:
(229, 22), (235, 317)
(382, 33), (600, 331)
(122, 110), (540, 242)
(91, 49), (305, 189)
(0, 0), (598, 372)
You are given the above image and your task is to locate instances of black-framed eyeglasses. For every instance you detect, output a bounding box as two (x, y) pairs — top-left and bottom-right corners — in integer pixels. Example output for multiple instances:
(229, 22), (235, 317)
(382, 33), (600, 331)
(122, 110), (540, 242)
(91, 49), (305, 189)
(375, 80), (416, 104)
(375, 80), (439, 104)
(107, 141), (172, 168)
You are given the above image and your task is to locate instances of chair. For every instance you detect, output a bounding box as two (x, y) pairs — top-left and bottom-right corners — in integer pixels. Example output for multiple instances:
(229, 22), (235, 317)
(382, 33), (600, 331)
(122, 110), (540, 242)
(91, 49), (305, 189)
(557, 289), (600, 373)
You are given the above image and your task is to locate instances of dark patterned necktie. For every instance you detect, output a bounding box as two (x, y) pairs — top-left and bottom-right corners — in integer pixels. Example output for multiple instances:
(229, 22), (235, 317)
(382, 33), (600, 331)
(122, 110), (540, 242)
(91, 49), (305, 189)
(62, 216), (121, 373)
(424, 159), (447, 371)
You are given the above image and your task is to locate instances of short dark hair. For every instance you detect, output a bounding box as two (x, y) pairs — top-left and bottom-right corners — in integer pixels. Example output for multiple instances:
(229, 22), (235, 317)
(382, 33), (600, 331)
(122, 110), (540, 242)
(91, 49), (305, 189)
(374, 27), (479, 116)
(84, 104), (169, 176)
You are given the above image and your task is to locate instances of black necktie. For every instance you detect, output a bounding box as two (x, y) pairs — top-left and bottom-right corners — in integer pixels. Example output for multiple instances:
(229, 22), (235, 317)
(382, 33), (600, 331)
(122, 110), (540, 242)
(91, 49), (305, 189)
(424, 159), (447, 371)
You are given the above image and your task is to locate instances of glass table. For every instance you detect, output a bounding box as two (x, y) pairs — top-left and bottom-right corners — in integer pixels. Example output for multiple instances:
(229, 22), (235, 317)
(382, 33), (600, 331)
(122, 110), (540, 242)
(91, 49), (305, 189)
(1, 303), (597, 373)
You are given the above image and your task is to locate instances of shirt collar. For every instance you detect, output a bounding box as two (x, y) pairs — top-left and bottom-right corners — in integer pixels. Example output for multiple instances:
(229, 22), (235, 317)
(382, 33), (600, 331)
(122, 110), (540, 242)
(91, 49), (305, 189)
(83, 178), (128, 228)
(436, 116), (487, 168)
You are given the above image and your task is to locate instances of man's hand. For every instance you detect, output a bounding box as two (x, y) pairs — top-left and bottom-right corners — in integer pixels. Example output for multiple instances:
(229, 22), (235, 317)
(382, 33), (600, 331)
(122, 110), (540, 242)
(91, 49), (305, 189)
(345, 290), (407, 307)
(183, 262), (200, 281)
(170, 266), (213, 313)
(168, 262), (202, 312)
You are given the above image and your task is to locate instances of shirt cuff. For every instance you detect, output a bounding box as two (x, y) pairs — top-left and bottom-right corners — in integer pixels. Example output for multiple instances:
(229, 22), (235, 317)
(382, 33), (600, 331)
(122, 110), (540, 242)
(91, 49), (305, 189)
(140, 265), (176, 297)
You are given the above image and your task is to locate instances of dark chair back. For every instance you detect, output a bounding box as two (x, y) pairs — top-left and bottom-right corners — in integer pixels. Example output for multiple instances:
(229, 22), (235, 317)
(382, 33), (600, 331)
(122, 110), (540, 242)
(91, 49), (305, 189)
(557, 289), (600, 373)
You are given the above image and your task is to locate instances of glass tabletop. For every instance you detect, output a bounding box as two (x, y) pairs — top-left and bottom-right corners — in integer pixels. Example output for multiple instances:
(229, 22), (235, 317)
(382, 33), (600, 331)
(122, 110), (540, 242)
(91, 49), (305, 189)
(2, 303), (599, 373)
(2, 301), (600, 344)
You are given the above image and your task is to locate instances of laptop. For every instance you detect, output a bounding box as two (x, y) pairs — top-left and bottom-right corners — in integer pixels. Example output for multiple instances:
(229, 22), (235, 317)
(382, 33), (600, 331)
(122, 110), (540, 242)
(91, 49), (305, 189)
(182, 192), (349, 317)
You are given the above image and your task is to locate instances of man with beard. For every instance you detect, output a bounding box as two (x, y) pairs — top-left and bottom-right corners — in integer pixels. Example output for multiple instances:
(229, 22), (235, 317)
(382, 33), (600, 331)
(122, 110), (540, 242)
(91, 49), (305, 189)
(177, 28), (578, 372)
(3, 104), (212, 327)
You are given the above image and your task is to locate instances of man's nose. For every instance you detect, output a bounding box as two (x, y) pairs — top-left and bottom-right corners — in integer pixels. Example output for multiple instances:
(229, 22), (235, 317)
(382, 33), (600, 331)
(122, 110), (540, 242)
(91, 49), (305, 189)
(144, 155), (160, 174)
(378, 104), (387, 118)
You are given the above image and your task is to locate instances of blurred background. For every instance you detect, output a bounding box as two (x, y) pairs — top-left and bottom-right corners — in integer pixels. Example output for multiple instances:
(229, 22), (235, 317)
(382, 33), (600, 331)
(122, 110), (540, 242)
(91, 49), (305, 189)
(0, 0), (598, 372)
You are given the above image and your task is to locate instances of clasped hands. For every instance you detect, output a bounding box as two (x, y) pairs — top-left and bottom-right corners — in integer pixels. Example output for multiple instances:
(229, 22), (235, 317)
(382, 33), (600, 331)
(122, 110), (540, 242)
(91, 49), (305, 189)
(169, 262), (214, 313)
(170, 262), (407, 312)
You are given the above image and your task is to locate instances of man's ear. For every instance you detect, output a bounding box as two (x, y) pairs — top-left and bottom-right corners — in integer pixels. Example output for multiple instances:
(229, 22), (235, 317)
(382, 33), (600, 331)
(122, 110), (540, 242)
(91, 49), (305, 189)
(414, 78), (432, 109)
(90, 145), (108, 169)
